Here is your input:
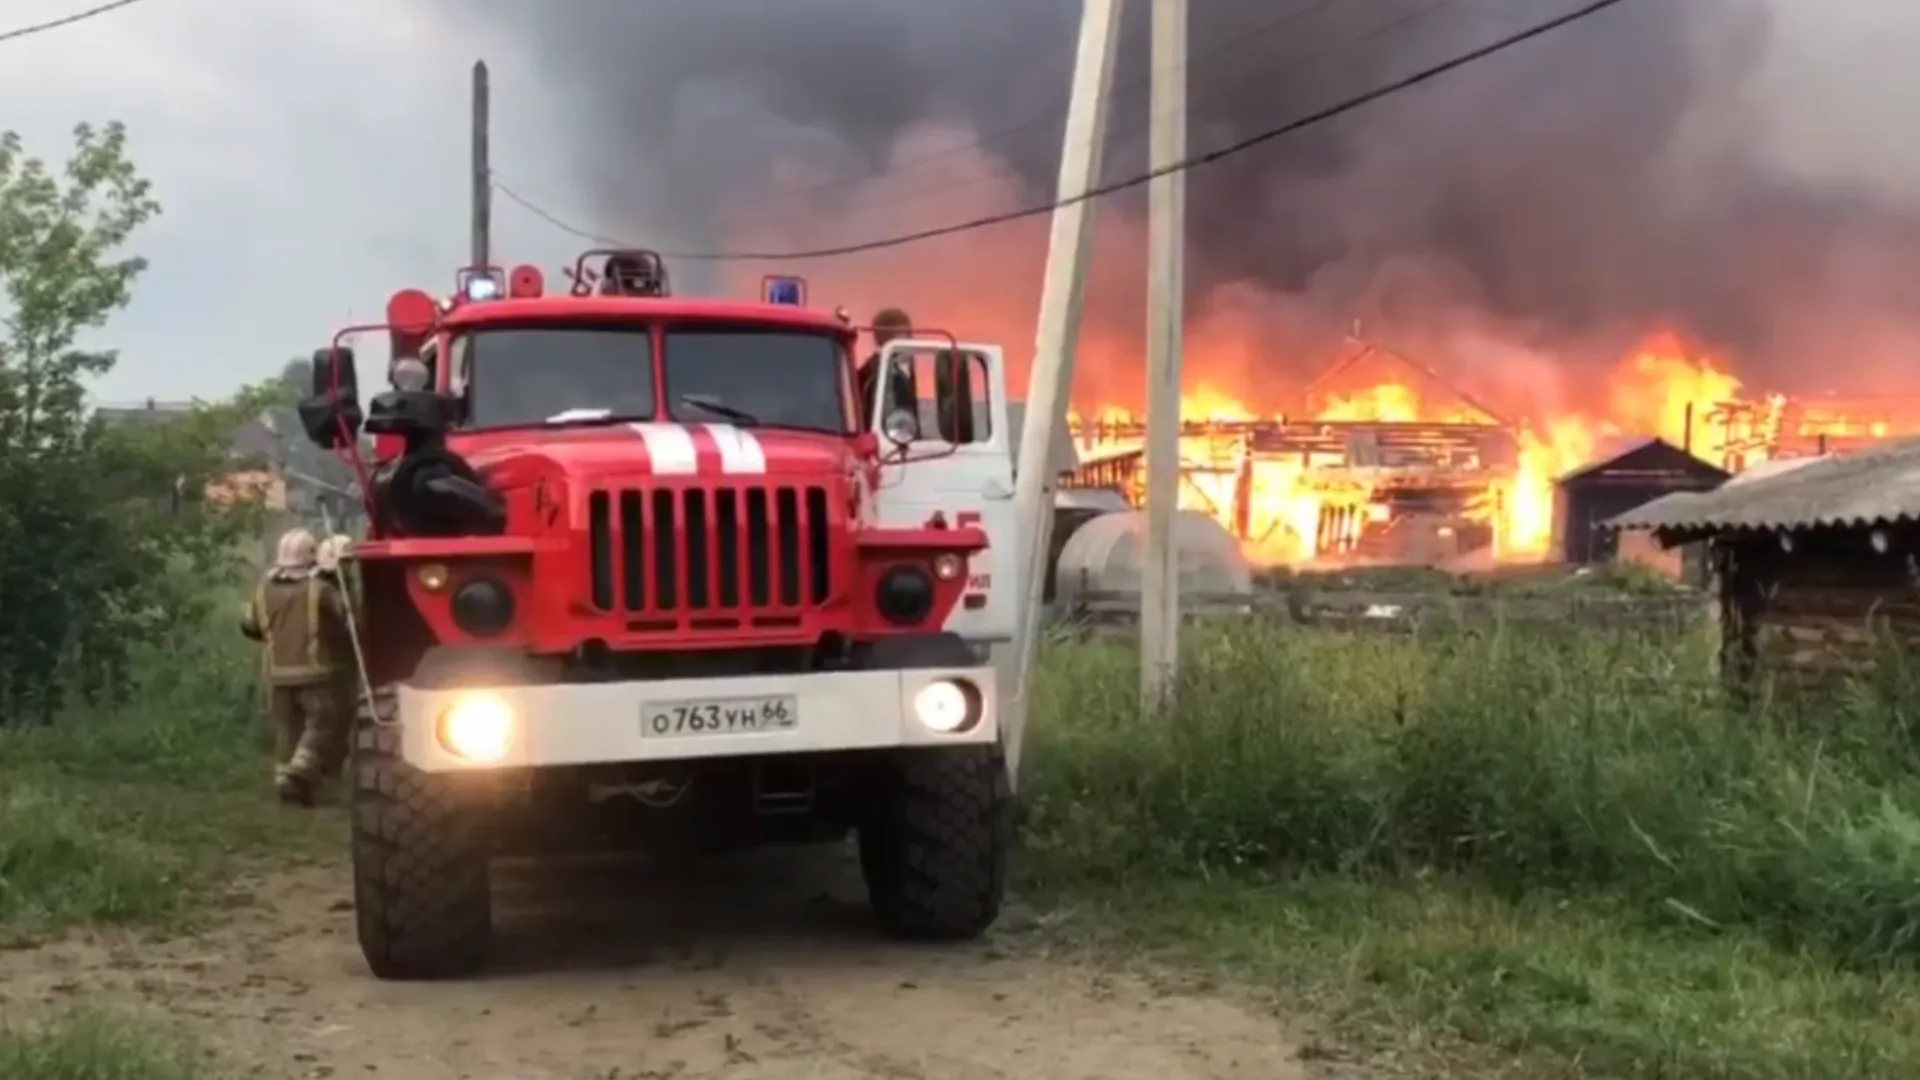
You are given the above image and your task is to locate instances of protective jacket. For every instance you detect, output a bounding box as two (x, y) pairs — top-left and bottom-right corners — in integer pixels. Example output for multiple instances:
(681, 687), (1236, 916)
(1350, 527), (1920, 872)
(240, 568), (351, 686)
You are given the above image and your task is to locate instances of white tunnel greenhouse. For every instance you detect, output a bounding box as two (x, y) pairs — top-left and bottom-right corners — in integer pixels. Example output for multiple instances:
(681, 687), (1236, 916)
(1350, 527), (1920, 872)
(1051, 509), (1252, 603)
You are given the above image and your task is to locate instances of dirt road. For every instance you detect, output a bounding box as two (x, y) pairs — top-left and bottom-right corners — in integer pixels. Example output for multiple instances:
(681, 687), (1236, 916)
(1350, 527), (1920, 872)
(10, 846), (1356, 1079)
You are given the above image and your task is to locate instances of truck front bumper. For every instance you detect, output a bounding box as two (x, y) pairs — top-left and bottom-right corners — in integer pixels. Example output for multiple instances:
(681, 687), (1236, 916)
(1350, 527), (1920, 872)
(393, 666), (998, 773)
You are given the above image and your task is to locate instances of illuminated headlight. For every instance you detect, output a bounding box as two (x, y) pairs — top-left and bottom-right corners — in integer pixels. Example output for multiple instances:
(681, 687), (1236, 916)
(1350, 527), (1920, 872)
(465, 277), (500, 301)
(933, 553), (962, 581)
(875, 564), (936, 625)
(912, 679), (980, 733)
(437, 693), (515, 762)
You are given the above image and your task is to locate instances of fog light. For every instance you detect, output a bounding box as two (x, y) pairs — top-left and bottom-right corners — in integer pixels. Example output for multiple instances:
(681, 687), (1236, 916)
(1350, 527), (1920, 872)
(912, 679), (979, 733)
(933, 553), (962, 581)
(437, 693), (515, 762)
(450, 578), (515, 637)
(416, 562), (449, 591)
(876, 564), (936, 625)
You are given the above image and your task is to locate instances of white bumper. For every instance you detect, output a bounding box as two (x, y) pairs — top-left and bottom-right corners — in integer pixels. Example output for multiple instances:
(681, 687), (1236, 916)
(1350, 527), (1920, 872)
(394, 666), (997, 772)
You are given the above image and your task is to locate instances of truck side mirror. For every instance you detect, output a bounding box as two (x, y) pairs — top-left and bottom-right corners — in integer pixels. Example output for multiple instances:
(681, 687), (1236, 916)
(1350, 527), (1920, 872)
(310, 346), (358, 399)
(297, 345), (363, 449)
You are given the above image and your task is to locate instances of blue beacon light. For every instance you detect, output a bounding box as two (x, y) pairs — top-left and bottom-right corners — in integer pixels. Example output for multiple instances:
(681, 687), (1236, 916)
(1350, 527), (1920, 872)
(763, 276), (805, 306)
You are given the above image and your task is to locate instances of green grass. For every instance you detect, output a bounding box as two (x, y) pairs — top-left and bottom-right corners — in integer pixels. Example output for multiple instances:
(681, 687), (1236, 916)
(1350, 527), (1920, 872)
(1022, 617), (1920, 1078)
(13, 582), (1920, 1077)
(0, 1013), (214, 1080)
(0, 622), (337, 945)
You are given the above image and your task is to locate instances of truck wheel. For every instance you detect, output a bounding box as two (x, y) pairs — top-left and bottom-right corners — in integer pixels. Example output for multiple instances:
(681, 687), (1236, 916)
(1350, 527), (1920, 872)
(859, 744), (1012, 941)
(351, 718), (492, 979)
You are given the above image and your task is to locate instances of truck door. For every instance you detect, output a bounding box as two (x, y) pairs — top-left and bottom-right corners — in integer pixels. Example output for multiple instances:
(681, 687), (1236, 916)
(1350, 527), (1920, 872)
(867, 339), (1018, 644)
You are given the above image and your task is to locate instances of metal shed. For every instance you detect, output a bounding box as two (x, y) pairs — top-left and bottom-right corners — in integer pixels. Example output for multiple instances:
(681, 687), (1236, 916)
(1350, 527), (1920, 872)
(1551, 438), (1728, 564)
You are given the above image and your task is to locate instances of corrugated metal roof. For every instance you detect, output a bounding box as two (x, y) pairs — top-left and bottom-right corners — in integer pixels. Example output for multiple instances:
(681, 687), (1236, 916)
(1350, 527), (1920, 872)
(1608, 438), (1920, 536)
(1721, 455), (1826, 486)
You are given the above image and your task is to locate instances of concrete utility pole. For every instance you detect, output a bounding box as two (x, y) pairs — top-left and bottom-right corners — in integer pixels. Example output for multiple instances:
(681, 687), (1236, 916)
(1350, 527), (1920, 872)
(1006, 0), (1125, 785)
(1141, 0), (1189, 710)
(470, 60), (492, 269)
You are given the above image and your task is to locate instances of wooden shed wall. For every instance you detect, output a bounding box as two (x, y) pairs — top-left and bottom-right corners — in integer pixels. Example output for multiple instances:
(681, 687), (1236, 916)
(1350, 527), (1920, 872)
(1723, 529), (1920, 690)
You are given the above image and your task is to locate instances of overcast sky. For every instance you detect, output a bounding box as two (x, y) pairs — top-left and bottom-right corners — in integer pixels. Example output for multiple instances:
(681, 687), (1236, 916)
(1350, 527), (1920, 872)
(0, 0), (587, 404)
(3, 0), (1911, 405)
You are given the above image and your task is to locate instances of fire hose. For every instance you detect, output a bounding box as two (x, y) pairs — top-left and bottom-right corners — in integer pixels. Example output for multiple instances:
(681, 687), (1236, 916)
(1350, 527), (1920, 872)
(318, 503), (377, 718)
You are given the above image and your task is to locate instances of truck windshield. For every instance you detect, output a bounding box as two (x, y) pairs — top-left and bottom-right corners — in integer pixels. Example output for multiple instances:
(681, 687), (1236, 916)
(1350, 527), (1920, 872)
(663, 325), (851, 434)
(462, 325), (655, 428)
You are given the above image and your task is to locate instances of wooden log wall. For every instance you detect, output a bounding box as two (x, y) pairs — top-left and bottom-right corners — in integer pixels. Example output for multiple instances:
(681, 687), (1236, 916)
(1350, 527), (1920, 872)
(1727, 528), (1920, 691)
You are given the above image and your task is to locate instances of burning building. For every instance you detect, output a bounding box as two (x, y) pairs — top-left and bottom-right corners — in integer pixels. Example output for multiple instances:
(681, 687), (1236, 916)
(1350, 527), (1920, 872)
(1064, 336), (1526, 566)
(1053, 330), (1866, 570)
(1705, 392), (1920, 472)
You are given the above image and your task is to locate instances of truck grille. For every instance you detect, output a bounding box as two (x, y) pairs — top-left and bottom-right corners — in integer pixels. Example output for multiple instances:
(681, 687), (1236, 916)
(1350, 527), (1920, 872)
(586, 486), (833, 615)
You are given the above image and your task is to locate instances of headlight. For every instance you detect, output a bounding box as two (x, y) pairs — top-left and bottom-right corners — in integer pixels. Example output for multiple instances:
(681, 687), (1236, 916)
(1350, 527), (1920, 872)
(450, 578), (516, 637)
(882, 408), (919, 446)
(912, 679), (980, 733)
(875, 564), (935, 625)
(437, 693), (515, 762)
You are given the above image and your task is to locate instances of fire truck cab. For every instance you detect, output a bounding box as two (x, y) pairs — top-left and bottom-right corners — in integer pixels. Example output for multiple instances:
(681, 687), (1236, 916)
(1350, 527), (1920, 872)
(296, 252), (1020, 981)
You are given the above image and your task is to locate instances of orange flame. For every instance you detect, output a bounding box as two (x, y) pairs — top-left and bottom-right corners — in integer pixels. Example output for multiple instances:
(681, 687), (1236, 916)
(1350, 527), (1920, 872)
(704, 121), (1920, 568)
(1069, 331), (1744, 566)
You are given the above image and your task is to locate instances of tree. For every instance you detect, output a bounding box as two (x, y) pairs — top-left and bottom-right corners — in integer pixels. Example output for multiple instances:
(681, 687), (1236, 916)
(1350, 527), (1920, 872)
(0, 123), (157, 457)
(0, 123), (258, 724)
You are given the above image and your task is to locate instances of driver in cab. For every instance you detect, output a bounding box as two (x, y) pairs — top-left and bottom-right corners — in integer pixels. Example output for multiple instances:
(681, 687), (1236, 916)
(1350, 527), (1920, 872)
(857, 307), (918, 428)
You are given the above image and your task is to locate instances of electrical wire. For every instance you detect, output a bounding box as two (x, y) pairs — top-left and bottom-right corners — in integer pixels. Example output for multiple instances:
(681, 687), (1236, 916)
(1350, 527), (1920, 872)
(0, 0), (153, 44)
(503, 0), (1635, 263)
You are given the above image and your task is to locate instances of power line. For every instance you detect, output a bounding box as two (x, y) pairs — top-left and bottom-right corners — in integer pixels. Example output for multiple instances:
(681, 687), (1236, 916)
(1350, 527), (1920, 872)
(495, 180), (625, 248)
(0, 0), (153, 44)
(508, 0), (1635, 263)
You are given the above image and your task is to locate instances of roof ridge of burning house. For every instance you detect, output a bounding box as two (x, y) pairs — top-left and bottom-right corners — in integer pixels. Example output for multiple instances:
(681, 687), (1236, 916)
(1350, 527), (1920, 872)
(1299, 335), (1509, 426)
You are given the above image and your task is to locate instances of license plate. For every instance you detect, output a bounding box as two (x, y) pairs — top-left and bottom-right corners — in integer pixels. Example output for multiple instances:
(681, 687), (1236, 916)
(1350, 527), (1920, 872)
(640, 694), (798, 737)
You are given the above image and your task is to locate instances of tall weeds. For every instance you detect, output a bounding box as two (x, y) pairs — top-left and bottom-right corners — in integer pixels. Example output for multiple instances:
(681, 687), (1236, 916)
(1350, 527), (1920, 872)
(1022, 618), (1920, 970)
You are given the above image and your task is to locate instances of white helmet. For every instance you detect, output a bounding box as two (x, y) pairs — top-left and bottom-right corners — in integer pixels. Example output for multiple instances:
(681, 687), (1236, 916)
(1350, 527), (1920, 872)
(275, 527), (318, 569)
(316, 534), (352, 572)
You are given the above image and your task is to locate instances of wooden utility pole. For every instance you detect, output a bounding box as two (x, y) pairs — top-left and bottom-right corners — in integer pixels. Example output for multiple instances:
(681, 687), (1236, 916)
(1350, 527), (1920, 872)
(470, 60), (491, 269)
(1141, 0), (1189, 710)
(1006, 0), (1125, 784)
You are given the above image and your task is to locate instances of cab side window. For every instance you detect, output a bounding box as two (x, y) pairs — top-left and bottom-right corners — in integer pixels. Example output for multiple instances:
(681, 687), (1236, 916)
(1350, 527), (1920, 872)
(885, 350), (991, 444)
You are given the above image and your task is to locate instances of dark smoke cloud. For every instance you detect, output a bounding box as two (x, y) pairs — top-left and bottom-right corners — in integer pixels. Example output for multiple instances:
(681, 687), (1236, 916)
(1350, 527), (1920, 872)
(469, 0), (1920, 392)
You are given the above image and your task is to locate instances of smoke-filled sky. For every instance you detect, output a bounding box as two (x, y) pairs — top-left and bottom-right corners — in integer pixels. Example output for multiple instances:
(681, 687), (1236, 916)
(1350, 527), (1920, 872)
(459, 0), (1920, 408)
(13, 0), (1920, 407)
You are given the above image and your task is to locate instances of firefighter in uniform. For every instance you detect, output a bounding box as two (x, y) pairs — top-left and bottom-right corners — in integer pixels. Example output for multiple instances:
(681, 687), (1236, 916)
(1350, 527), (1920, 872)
(857, 307), (918, 428)
(241, 528), (353, 805)
(314, 534), (359, 780)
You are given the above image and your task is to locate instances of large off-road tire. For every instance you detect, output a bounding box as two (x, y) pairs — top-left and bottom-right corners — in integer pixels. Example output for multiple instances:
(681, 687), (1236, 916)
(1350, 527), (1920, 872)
(854, 632), (1011, 941)
(351, 713), (492, 980)
(859, 744), (1012, 941)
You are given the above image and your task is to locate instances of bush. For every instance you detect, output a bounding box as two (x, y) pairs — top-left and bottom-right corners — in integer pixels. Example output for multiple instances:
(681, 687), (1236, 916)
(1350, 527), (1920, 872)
(1022, 617), (1920, 969)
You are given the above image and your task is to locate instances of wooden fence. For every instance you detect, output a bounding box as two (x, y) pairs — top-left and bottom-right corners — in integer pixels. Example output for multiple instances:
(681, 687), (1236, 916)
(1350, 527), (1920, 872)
(1050, 587), (1709, 636)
